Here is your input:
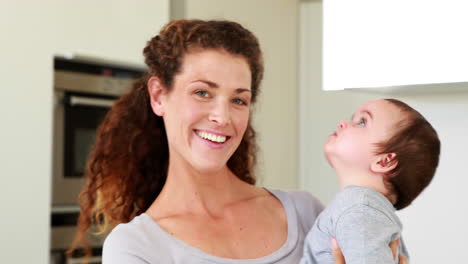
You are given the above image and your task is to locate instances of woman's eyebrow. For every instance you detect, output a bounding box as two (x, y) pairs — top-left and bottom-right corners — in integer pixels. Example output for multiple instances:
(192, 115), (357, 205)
(192, 79), (219, 88)
(192, 79), (251, 93)
(235, 88), (251, 94)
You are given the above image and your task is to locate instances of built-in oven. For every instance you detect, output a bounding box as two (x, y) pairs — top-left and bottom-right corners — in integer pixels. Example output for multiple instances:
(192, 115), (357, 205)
(51, 55), (145, 263)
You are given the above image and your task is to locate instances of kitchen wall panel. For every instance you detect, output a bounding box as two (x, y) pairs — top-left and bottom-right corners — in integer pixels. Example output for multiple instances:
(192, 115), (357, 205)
(0, 1), (169, 263)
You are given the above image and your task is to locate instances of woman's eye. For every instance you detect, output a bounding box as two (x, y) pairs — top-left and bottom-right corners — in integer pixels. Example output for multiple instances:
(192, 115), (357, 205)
(195, 90), (209, 98)
(233, 98), (247, 105)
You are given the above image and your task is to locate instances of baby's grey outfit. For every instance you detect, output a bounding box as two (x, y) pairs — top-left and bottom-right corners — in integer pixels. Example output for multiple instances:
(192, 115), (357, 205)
(102, 189), (324, 264)
(300, 186), (409, 264)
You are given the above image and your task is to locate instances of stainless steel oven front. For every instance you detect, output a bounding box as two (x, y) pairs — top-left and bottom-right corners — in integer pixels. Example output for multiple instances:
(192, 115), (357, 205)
(52, 56), (144, 206)
(50, 55), (144, 263)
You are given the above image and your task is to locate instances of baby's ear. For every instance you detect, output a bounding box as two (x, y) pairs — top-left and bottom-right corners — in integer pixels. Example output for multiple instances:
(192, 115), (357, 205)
(371, 153), (398, 174)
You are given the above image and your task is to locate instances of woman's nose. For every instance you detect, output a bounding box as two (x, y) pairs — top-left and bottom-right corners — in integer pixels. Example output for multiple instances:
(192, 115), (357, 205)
(209, 101), (230, 127)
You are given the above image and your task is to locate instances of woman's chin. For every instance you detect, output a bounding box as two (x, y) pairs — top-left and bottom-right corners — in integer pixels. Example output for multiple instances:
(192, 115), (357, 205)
(192, 159), (229, 175)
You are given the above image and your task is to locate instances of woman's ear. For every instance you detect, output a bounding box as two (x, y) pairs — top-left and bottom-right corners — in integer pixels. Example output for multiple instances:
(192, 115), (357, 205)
(147, 77), (166, 116)
(371, 153), (398, 174)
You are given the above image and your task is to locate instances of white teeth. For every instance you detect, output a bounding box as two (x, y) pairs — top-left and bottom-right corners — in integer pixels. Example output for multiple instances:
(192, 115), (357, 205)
(196, 131), (227, 143)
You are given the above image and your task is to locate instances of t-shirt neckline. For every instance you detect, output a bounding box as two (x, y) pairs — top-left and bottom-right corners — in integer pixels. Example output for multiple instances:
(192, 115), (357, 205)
(141, 188), (299, 264)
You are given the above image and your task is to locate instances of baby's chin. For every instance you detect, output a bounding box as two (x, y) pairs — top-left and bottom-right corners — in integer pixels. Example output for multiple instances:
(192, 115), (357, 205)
(323, 144), (335, 164)
(323, 151), (336, 169)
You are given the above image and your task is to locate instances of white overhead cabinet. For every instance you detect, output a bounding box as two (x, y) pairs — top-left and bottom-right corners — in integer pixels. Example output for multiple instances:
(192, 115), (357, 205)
(323, 0), (468, 91)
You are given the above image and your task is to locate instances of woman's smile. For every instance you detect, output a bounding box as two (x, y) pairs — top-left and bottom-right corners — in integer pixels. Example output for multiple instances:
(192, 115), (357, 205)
(194, 129), (232, 149)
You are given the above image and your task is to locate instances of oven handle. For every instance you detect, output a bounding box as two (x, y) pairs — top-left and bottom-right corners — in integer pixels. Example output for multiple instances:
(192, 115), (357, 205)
(69, 95), (115, 108)
(66, 256), (102, 264)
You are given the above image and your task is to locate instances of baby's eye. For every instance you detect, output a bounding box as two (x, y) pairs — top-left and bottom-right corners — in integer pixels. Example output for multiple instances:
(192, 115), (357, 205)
(232, 98), (247, 105)
(357, 118), (366, 127)
(195, 90), (209, 98)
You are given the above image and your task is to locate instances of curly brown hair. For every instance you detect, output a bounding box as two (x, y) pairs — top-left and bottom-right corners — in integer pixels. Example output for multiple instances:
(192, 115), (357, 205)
(377, 99), (440, 210)
(68, 19), (264, 259)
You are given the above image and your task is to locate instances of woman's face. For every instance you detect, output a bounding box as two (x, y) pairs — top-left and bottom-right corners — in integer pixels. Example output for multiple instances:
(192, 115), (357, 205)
(151, 49), (252, 173)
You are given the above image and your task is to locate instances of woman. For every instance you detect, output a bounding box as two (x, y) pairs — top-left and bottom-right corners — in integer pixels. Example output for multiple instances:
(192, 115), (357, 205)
(71, 19), (402, 264)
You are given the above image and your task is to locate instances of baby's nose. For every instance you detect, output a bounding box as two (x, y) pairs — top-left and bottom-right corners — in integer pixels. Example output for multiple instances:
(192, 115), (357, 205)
(338, 120), (347, 129)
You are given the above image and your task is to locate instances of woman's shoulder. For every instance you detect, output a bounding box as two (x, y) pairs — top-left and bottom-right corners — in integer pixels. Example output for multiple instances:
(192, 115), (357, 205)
(102, 214), (172, 263)
(268, 188), (323, 211)
(103, 214), (152, 251)
(105, 214), (148, 240)
(267, 188), (324, 231)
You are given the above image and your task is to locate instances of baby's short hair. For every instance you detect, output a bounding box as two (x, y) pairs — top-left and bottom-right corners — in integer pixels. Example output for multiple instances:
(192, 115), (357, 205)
(376, 99), (440, 210)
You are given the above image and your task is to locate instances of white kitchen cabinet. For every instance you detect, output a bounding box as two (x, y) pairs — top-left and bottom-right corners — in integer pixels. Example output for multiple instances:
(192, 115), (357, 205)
(322, 0), (468, 92)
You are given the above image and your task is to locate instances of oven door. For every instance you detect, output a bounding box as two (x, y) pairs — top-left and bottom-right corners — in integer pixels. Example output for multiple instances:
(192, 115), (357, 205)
(50, 209), (106, 264)
(52, 91), (115, 206)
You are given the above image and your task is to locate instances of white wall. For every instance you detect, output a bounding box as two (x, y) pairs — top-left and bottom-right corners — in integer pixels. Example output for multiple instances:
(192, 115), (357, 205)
(51, 0), (169, 65)
(300, 1), (468, 262)
(0, 2), (54, 263)
(171, 0), (300, 189)
(0, 1), (168, 263)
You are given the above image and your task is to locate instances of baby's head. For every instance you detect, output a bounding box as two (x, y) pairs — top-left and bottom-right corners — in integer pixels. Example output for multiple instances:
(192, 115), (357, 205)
(324, 99), (440, 210)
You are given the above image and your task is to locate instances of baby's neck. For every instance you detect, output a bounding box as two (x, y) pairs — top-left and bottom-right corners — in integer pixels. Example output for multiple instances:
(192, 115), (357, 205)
(336, 169), (397, 205)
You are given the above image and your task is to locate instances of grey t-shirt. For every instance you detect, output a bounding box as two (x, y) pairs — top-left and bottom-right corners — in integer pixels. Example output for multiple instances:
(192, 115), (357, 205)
(300, 185), (409, 264)
(102, 189), (324, 264)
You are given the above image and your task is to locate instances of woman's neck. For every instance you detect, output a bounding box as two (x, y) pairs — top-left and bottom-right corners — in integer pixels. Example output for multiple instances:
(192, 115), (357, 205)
(147, 158), (257, 218)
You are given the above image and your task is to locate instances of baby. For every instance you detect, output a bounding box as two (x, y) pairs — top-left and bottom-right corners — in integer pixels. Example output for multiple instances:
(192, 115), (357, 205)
(301, 99), (440, 263)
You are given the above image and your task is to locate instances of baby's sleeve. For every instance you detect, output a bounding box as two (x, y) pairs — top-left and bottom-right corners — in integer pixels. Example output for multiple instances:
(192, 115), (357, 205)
(335, 204), (401, 264)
